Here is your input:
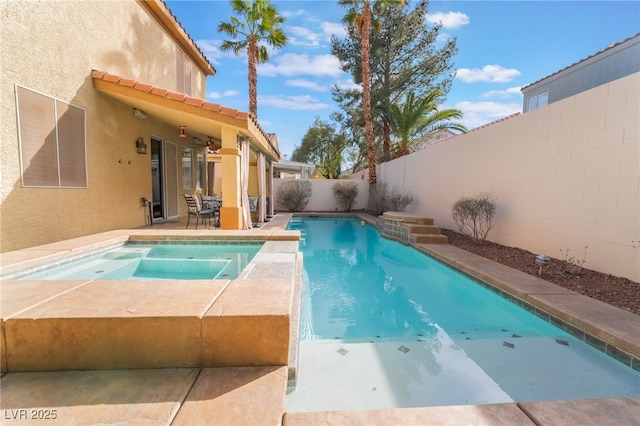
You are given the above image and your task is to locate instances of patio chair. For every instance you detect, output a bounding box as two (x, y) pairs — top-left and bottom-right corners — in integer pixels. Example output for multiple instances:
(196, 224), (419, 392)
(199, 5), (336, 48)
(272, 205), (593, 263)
(184, 194), (214, 229)
(200, 195), (222, 228)
(249, 196), (260, 223)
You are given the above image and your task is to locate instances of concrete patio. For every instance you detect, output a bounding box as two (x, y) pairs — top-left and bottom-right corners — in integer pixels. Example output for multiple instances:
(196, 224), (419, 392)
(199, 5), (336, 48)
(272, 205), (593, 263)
(1, 213), (638, 425)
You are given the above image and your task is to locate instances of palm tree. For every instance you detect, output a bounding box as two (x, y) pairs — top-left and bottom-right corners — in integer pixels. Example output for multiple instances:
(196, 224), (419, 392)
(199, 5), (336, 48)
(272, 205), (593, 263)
(218, 0), (287, 118)
(338, 0), (403, 184)
(382, 90), (467, 158)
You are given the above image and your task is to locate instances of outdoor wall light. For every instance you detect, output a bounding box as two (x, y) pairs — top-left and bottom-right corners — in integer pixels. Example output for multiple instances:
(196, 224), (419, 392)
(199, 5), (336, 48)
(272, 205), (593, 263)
(133, 108), (147, 119)
(136, 137), (147, 154)
(179, 125), (187, 138)
(535, 254), (549, 276)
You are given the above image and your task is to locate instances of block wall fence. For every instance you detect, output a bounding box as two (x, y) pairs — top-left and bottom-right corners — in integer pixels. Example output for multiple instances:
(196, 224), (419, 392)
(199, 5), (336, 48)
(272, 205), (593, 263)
(289, 73), (640, 282)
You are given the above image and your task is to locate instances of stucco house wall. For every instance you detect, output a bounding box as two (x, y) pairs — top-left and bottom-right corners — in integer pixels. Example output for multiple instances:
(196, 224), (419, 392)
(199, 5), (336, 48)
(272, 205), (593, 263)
(1, 0), (211, 251)
(372, 73), (639, 282)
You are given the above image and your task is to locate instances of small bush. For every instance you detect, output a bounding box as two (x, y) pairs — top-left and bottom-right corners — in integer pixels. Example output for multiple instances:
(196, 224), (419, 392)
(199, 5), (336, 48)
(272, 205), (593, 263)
(277, 180), (312, 212)
(368, 183), (414, 214)
(451, 192), (497, 242)
(388, 186), (414, 212)
(560, 246), (588, 275)
(332, 181), (359, 211)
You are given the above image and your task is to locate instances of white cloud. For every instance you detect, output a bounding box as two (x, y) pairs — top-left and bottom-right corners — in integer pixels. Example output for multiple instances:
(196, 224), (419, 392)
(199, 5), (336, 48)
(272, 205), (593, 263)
(207, 89), (239, 100)
(258, 94), (330, 111)
(282, 9), (306, 18)
(455, 101), (521, 129)
(456, 65), (522, 83)
(322, 21), (347, 39)
(482, 87), (523, 99)
(259, 53), (343, 77)
(195, 39), (237, 65)
(288, 25), (321, 47)
(286, 79), (327, 92)
(425, 12), (470, 29)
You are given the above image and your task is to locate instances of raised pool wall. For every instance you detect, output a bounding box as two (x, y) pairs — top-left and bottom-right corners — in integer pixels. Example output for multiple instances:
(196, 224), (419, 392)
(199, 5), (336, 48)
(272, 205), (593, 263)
(0, 226), (302, 377)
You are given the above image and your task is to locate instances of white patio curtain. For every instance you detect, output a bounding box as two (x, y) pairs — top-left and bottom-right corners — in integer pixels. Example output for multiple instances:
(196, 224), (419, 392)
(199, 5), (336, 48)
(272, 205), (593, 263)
(240, 138), (251, 229)
(257, 152), (266, 223)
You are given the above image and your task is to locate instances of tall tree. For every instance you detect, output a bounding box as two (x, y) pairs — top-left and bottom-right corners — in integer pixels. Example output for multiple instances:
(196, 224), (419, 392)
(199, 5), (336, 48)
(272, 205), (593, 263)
(218, 0), (287, 118)
(338, 0), (404, 184)
(381, 90), (467, 158)
(291, 117), (349, 179)
(333, 0), (457, 161)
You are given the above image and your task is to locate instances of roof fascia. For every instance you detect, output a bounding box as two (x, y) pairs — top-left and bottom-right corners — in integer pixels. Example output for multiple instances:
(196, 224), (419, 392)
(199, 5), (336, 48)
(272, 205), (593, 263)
(139, 0), (216, 76)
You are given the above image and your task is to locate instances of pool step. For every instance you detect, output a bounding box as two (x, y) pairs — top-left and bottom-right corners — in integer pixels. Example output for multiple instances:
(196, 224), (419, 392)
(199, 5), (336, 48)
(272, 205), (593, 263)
(413, 233), (448, 244)
(378, 212), (448, 245)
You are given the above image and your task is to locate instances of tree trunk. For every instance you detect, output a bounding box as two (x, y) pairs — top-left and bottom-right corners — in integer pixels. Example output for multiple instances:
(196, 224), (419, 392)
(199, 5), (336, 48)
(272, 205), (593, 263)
(248, 37), (258, 118)
(361, 3), (377, 184)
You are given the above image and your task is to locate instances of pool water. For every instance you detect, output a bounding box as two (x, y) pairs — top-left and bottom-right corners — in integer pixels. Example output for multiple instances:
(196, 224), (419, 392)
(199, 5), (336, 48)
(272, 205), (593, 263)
(16, 242), (262, 280)
(286, 217), (640, 412)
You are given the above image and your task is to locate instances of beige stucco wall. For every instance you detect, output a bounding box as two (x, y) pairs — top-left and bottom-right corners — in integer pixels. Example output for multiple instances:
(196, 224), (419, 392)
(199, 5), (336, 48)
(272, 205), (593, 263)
(370, 73), (639, 282)
(1, 0), (209, 251)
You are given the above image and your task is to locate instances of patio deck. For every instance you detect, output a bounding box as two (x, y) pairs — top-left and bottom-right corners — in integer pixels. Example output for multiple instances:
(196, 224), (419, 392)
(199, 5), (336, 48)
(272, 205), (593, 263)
(1, 213), (638, 425)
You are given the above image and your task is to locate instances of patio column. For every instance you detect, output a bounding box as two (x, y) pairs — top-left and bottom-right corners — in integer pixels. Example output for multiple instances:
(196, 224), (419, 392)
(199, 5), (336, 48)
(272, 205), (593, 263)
(219, 127), (242, 229)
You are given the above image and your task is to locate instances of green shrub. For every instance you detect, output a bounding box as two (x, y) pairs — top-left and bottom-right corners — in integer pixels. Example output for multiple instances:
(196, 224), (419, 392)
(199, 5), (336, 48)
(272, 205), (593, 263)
(451, 192), (497, 242)
(332, 181), (359, 211)
(277, 180), (312, 212)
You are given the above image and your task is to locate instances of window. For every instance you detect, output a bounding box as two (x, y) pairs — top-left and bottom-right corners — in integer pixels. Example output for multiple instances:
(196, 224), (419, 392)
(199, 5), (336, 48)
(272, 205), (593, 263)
(527, 90), (549, 112)
(182, 146), (193, 189)
(16, 85), (87, 188)
(176, 50), (192, 95)
(196, 152), (206, 189)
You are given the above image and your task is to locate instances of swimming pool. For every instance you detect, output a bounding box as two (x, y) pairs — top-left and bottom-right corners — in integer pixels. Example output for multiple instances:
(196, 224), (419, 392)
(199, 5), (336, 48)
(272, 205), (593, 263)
(286, 217), (640, 412)
(12, 242), (262, 280)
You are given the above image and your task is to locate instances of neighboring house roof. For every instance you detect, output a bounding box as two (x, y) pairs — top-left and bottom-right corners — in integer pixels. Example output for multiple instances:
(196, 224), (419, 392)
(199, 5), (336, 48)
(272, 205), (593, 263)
(141, 0), (216, 76)
(522, 32), (640, 90)
(411, 128), (459, 151)
(469, 113), (521, 134)
(92, 70), (280, 160)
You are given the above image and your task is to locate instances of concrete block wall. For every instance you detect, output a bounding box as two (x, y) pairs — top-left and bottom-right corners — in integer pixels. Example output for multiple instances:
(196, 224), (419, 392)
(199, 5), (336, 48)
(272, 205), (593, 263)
(367, 73), (639, 282)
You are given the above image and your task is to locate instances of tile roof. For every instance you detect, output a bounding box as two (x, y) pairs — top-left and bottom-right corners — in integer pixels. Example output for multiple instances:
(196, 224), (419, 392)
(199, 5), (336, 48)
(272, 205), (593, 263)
(91, 70), (279, 157)
(469, 113), (521, 133)
(522, 32), (640, 90)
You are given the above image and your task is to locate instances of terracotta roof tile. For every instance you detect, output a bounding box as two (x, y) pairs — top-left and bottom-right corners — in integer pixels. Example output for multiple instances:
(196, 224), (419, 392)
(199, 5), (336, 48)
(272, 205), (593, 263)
(469, 113), (521, 133)
(165, 90), (186, 101)
(183, 96), (203, 106)
(103, 73), (120, 83)
(219, 106), (236, 117)
(133, 82), (153, 92)
(118, 78), (136, 87)
(202, 101), (222, 112)
(91, 70), (105, 79)
(236, 111), (248, 119)
(150, 87), (169, 97)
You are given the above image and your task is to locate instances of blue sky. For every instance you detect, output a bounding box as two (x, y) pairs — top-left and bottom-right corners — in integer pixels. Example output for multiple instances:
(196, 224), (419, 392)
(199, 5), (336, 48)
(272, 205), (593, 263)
(165, 0), (639, 159)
